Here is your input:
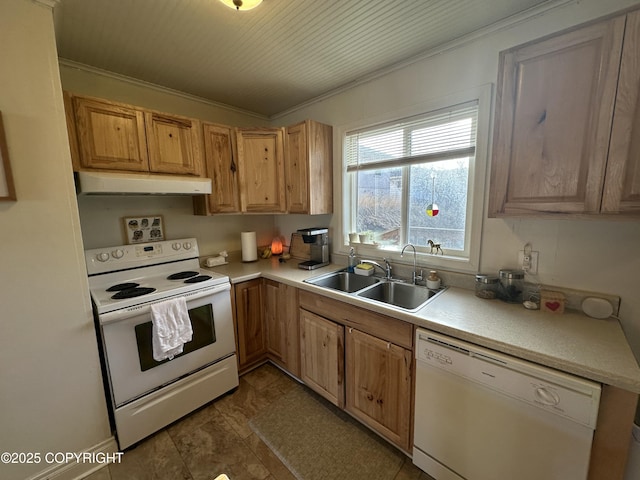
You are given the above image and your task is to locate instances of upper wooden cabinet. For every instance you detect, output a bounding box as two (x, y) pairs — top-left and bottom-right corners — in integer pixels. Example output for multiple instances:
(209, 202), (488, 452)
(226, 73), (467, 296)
(66, 93), (204, 177)
(72, 95), (149, 172)
(195, 120), (333, 216)
(236, 127), (286, 213)
(285, 120), (333, 214)
(489, 15), (635, 217)
(145, 111), (203, 176)
(602, 10), (640, 214)
(200, 122), (240, 213)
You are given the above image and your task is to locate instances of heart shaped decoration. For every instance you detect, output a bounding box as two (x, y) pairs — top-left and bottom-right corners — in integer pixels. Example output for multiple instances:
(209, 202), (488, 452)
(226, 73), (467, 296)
(545, 301), (561, 311)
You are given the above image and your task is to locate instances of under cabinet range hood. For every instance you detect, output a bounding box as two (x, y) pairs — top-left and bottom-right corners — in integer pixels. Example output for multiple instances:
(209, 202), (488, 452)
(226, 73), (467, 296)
(75, 171), (212, 196)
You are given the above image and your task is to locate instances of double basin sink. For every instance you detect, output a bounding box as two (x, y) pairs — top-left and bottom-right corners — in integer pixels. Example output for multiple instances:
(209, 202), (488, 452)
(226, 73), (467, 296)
(304, 270), (445, 312)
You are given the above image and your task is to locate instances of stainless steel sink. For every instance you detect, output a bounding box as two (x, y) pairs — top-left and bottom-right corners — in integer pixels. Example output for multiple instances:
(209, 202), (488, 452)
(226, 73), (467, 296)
(304, 270), (380, 293)
(357, 281), (444, 311)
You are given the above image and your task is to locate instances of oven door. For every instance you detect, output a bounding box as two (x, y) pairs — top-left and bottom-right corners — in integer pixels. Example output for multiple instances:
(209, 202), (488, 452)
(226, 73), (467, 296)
(100, 283), (235, 407)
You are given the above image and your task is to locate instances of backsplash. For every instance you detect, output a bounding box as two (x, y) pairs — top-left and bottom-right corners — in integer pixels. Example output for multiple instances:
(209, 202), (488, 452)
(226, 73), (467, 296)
(331, 252), (621, 317)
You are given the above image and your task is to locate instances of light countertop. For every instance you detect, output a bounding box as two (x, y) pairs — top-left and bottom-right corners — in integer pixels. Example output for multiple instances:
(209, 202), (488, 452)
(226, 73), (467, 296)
(203, 257), (640, 393)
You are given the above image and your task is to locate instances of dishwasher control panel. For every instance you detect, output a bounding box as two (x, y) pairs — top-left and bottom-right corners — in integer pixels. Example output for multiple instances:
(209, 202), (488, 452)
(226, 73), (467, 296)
(416, 330), (601, 429)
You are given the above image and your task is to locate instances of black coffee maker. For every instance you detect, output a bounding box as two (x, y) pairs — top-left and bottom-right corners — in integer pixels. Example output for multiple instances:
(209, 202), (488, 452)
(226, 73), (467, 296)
(297, 227), (330, 270)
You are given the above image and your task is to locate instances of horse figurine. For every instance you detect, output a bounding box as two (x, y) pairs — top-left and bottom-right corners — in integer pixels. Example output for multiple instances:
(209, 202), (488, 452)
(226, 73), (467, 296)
(427, 239), (443, 255)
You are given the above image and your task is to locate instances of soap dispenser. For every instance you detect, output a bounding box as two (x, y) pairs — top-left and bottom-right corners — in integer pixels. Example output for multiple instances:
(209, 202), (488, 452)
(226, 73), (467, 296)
(426, 270), (441, 289)
(347, 247), (358, 273)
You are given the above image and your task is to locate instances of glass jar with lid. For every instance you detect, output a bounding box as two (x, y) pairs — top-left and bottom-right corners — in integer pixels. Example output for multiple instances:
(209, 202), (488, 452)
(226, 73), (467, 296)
(498, 269), (525, 303)
(475, 274), (499, 299)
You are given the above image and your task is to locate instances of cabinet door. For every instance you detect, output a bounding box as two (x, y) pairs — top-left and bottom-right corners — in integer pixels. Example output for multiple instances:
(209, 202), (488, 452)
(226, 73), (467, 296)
(285, 121), (309, 213)
(299, 309), (344, 407)
(234, 279), (267, 370)
(202, 123), (240, 213)
(263, 279), (300, 377)
(264, 279), (285, 362)
(489, 16), (625, 216)
(236, 128), (286, 212)
(145, 112), (203, 176)
(602, 11), (640, 214)
(285, 120), (333, 214)
(345, 328), (412, 451)
(74, 97), (149, 172)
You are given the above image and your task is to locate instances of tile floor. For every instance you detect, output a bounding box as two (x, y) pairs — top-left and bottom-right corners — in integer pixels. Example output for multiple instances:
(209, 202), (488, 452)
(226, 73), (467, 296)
(85, 363), (434, 480)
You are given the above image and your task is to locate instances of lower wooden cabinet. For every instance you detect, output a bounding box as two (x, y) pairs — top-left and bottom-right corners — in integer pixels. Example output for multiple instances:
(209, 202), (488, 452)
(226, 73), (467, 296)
(233, 284), (414, 452)
(299, 308), (345, 408)
(298, 290), (414, 451)
(263, 279), (300, 377)
(345, 327), (412, 451)
(233, 279), (267, 371)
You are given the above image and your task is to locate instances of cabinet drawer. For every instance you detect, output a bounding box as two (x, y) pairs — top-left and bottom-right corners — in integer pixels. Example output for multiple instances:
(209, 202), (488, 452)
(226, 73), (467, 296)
(299, 290), (413, 349)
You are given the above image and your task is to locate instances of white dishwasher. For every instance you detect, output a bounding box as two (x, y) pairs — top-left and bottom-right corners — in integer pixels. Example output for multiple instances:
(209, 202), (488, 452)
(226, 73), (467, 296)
(413, 329), (601, 480)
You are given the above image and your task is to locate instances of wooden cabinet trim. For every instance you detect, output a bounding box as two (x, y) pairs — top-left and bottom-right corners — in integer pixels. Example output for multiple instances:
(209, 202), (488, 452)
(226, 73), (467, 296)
(588, 385), (638, 480)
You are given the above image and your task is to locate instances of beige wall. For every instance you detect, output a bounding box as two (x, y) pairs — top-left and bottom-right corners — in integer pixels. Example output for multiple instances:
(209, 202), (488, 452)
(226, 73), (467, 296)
(77, 194), (276, 256)
(0, 1), (112, 479)
(59, 63), (270, 127)
(274, 0), (640, 360)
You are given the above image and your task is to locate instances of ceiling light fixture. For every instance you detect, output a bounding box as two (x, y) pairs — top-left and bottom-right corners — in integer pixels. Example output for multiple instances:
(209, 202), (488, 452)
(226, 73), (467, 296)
(219, 0), (263, 11)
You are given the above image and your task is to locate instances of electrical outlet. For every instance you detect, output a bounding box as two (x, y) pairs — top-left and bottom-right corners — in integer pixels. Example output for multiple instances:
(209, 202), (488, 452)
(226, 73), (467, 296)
(518, 250), (539, 275)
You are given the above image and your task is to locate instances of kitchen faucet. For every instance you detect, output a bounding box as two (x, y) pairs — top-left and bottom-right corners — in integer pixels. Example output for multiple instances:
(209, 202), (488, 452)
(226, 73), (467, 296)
(401, 243), (423, 285)
(360, 259), (393, 280)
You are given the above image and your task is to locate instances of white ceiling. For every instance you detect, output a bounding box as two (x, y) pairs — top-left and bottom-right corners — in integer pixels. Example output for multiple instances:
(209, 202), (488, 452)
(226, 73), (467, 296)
(54, 0), (561, 117)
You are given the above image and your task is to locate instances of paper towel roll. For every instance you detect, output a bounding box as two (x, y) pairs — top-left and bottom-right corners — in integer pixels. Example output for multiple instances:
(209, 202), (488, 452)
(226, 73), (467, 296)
(241, 231), (258, 262)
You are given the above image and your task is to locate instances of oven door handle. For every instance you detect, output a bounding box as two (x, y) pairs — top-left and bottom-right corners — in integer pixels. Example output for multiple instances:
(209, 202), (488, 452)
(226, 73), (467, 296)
(98, 282), (231, 325)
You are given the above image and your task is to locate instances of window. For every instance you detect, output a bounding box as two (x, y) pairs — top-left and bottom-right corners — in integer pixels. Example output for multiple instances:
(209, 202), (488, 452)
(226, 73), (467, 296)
(345, 101), (478, 259)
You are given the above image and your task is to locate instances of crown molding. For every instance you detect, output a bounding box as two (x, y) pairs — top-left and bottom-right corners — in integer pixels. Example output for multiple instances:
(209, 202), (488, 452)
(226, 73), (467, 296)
(33, 0), (60, 9)
(271, 0), (575, 119)
(58, 58), (269, 121)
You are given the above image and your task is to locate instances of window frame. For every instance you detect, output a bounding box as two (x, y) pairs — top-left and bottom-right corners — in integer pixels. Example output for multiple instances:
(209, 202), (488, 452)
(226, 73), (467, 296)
(336, 84), (492, 273)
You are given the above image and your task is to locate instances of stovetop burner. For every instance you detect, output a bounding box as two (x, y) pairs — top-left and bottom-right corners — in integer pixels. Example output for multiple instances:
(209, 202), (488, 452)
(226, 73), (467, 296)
(184, 275), (212, 284)
(111, 287), (157, 299)
(86, 238), (231, 315)
(106, 282), (140, 292)
(167, 271), (199, 280)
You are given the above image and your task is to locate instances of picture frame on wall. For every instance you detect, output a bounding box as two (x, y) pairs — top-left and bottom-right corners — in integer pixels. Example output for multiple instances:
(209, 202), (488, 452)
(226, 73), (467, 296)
(123, 215), (164, 244)
(0, 111), (17, 201)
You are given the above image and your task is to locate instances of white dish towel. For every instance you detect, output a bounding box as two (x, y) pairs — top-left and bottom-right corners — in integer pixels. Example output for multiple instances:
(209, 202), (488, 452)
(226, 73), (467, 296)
(150, 297), (193, 362)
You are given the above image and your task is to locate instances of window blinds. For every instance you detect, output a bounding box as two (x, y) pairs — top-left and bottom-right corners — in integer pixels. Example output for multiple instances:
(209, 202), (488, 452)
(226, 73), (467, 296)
(345, 101), (478, 172)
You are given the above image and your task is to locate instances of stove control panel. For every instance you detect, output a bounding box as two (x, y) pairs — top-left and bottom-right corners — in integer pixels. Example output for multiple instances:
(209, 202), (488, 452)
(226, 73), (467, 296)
(171, 241), (194, 251)
(135, 243), (163, 257)
(85, 238), (200, 275)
